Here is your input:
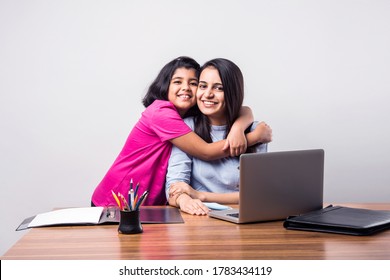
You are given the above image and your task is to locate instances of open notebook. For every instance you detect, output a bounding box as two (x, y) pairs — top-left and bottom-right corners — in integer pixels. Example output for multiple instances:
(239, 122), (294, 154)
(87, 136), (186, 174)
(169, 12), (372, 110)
(16, 206), (184, 231)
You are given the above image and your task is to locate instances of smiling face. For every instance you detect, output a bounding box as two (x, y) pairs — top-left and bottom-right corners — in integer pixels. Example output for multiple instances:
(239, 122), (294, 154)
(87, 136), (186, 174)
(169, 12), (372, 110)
(167, 67), (199, 117)
(196, 66), (226, 125)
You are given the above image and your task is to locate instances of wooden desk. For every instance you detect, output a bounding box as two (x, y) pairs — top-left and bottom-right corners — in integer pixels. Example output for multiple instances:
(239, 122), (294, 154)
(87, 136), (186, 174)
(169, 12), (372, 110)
(2, 203), (390, 260)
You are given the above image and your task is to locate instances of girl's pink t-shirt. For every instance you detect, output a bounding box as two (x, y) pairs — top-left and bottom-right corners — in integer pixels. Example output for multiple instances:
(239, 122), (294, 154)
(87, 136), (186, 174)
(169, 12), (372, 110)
(91, 100), (192, 206)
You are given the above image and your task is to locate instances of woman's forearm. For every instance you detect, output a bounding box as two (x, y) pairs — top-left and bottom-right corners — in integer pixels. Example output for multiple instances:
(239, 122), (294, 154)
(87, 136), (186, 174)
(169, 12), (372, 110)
(198, 191), (239, 204)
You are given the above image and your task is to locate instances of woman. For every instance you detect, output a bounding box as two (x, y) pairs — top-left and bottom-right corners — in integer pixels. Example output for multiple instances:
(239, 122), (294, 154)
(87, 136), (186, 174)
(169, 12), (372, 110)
(166, 58), (272, 215)
(91, 56), (268, 207)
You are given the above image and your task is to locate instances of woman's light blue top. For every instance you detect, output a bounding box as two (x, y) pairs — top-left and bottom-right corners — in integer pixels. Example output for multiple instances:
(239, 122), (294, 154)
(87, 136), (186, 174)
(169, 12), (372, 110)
(165, 117), (267, 199)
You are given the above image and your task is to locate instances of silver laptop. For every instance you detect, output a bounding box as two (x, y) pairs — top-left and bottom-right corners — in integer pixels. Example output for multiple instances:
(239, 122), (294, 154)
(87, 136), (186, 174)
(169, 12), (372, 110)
(208, 149), (324, 223)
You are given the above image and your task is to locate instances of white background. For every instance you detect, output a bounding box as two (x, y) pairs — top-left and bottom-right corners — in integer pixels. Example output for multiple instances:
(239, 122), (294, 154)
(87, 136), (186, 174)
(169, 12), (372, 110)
(1, 0), (389, 256)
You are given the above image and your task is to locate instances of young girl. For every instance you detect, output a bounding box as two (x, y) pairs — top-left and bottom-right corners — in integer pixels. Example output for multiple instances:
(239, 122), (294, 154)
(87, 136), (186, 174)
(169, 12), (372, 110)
(166, 58), (273, 215)
(91, 56), (267, 207)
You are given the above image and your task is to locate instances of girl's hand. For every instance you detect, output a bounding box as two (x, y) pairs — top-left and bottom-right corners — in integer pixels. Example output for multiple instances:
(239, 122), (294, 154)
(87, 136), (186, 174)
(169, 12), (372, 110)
(223, 126), (248, 157)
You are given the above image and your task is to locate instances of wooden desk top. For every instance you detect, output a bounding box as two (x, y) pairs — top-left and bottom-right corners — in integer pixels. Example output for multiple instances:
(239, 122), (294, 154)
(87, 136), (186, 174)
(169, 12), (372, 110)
(2, 203), (390, 260)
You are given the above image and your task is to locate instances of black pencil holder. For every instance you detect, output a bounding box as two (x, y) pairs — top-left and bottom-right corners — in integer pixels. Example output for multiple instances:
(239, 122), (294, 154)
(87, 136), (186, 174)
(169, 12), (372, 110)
(118, 210), (143, 234)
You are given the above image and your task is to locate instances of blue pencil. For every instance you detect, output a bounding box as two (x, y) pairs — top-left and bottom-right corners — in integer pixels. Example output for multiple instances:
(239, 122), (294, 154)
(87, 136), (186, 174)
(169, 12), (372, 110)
(135, 191), (149, 210)
(134, 182), (140, 198)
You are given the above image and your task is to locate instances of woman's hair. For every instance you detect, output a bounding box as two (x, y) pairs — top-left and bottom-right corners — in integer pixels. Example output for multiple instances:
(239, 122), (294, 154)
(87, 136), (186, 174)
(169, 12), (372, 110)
(142, 56), (200, 110)
(194, 58), (244, 143)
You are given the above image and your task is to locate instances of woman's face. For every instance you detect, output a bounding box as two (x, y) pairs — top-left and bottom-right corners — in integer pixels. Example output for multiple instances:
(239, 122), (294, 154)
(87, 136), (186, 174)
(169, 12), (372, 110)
(197, 66), (226, 125)
(167, 67), (198, 117)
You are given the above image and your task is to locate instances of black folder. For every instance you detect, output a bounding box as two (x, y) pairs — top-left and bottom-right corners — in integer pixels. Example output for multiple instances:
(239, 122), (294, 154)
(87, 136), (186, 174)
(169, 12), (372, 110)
(283, 205), (390, 235)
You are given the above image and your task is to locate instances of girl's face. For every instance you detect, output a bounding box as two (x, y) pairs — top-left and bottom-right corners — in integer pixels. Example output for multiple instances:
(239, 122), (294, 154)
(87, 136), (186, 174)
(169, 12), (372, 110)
(197, 66), (226, 125)
(167, 67), (198, 117)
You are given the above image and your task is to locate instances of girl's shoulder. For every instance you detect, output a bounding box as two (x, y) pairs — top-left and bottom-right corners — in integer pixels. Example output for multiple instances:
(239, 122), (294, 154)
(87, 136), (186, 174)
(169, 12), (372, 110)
(142, 100), (186, 129)
(148, 100), (175, 109)
(144, 100), (178, 116)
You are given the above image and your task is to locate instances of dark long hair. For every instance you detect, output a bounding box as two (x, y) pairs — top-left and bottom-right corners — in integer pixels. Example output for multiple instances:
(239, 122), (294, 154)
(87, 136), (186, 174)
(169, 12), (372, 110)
(194, 58), (244, 143)
(142, 56), (200, 116)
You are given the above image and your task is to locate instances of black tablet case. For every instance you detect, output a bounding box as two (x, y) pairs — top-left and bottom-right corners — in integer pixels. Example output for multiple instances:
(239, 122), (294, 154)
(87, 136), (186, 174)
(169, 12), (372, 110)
(283, 205), (390, 235)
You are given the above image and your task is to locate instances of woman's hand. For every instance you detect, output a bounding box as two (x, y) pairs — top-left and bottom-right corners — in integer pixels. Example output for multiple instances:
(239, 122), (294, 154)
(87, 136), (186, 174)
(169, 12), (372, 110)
(169, 181), (206, 200)
(169, 182), (193, 197)
(176, 194), (209, 215)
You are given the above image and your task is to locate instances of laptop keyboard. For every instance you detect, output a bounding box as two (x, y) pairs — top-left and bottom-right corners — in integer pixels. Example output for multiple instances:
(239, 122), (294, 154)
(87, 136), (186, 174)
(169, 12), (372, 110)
(227, 213), (239, 218)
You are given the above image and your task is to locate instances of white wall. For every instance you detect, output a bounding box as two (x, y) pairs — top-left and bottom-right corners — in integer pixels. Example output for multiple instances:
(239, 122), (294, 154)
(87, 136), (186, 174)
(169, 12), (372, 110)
(1, 0), (389, 256)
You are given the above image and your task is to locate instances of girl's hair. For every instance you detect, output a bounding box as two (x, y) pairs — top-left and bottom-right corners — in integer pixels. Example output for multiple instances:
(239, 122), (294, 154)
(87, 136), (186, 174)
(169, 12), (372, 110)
(194, 58), (244, 143)
(142, 56), (200, 110)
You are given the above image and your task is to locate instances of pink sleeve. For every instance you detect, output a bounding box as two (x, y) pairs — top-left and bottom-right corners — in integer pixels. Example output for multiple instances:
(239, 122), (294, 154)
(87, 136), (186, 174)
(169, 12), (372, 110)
(149, 102), (192, 142)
